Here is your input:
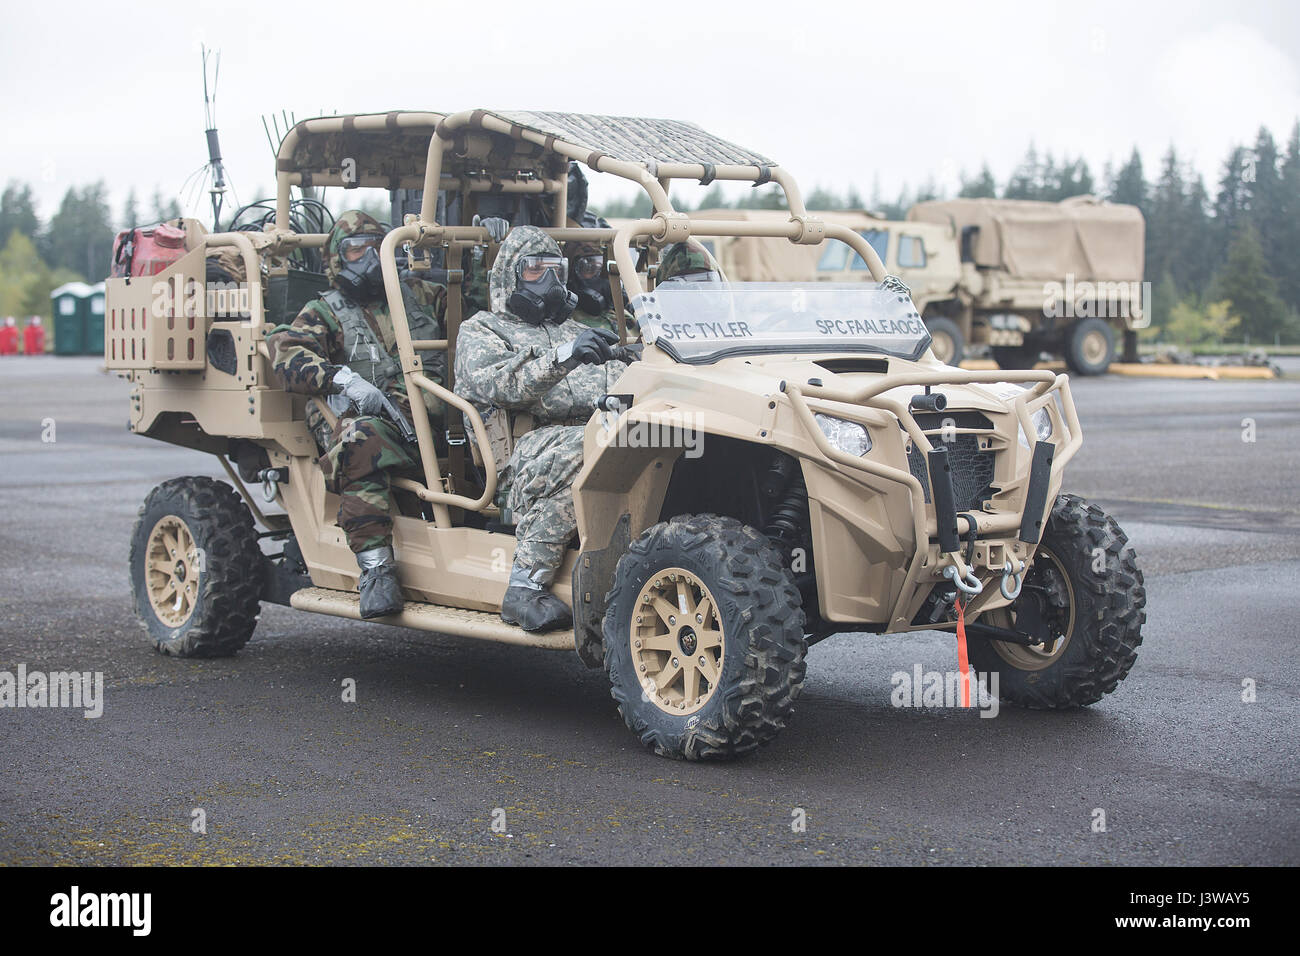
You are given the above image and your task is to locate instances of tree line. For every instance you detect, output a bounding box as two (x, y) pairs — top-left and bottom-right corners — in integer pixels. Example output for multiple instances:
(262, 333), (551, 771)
(5, 123), (1297, 344)
(604, 122), (1300, 345)
(0, 184), (181, 319)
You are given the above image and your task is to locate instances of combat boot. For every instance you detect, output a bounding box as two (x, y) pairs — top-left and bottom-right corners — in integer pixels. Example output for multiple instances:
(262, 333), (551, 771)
(357, 545), (404, 619)
(500, 565), (571, 632)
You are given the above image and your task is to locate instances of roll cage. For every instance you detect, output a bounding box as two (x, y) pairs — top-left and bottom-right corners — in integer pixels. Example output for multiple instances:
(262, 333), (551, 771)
(244, 110), (1080, 563)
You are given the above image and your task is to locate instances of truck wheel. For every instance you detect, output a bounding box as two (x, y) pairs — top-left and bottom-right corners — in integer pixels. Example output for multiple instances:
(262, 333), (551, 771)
(925, 317), (965, 366)
(990, 345), (1040, 370)
(1063, 318), (1114, 375)
(603, 514), (807, 760)
(967, 494), (1144, 708)
(129, 476), (264, 658)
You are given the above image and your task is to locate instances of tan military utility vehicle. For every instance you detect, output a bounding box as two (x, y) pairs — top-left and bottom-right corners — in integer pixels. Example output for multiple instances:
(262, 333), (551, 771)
(700, 198), (1146, 374)
(108, 110), (1145, 760)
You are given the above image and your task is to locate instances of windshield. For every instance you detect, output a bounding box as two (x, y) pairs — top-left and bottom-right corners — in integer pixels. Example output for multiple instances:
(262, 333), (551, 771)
(633, 282), (932, 364)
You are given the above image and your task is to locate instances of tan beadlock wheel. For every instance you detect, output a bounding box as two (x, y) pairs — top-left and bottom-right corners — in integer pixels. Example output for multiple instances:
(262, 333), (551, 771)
(987, 545), (1075, 670)
(145, 515), (201, 628)
(965, 494), (1144, 708)
(604, 514), (807, 759)
(630, 567), (725, 716)
(131, 476), (263, 657)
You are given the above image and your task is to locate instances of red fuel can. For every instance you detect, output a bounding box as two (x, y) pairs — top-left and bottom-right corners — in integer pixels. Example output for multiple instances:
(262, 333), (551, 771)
(111, 223), (188, 278)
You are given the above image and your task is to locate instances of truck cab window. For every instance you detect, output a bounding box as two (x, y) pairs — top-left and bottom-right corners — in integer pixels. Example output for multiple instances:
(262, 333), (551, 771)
(850, 229), (889, 270)
(898, 235), (926, 269)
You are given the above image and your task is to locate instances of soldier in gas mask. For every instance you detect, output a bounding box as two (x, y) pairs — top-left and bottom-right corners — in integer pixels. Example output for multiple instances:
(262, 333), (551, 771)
(656, 239), (722, 285)
(563, 165), (637, 333)
(563, 240), (622, 332)
(268, 210), (448, 619)
(462, 161), (607, 316)
(455, 226), (630, 632)
(564, 161), (608, 229)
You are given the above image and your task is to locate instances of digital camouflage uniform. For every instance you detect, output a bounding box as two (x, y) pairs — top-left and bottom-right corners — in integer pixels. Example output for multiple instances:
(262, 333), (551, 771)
(267, 210), (449, 554)
(455, 227), (628, 581)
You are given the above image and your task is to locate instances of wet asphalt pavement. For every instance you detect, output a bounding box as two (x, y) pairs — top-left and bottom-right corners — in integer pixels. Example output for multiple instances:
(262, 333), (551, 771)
(1, 356), (1296, 865)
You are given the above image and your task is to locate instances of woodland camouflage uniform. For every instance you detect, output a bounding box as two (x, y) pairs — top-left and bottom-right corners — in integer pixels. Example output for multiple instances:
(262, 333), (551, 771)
(657, 239), (716, 283)
(563, 238), (627, 333)
(267, 210), (448, 554)
(455, 226), (628, 581)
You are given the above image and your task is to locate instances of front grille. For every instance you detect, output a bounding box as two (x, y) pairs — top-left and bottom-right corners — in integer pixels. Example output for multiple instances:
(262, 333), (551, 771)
(906, 434), (995, 511)
(913, 410), (994, 431)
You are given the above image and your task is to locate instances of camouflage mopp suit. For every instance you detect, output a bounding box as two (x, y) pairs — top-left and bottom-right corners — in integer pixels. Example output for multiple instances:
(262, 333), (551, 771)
(455, 226), (628, 587)
(267, 210), (448, 555)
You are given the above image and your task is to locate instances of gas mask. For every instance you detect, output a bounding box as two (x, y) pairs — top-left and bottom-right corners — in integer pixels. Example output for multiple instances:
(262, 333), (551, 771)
(507, 255), (577, 325)
(335, 234), (385, 301)
(568, 253), (609, 315)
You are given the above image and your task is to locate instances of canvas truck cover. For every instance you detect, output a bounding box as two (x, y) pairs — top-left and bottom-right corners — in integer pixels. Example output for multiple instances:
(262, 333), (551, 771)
(690, 208), (887, 282)
(906, 196), (1144, 282)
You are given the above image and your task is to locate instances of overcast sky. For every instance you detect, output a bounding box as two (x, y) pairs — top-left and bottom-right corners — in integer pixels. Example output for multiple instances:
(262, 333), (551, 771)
(3, 0), (1298, 223)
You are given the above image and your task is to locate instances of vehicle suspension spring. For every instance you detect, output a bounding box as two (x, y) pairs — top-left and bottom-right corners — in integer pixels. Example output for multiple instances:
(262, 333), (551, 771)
(763, 474), (808, 553)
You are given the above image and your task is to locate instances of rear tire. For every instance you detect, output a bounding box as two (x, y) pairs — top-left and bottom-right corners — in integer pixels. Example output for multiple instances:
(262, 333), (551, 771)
(603, 514), (807, 760)
(925, 317), (965, 366)
(129, 476), (264, 658)
(967, 494), (1144, 708)
(1063, 318), (1115, 375)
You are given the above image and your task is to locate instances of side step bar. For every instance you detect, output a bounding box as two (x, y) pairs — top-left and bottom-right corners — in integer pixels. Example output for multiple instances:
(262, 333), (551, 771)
(289, 587), (574, 651)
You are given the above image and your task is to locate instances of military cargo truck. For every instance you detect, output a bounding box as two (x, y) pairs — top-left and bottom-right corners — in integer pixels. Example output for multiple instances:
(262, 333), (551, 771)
(698, 198), (1146, 374)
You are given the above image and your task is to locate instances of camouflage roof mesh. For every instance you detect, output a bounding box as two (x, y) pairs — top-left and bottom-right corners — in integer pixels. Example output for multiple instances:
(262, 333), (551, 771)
(488, 111), (773, 167)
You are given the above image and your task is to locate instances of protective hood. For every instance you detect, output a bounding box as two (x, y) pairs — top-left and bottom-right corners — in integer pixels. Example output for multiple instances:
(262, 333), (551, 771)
(489, 225), (565, 318)
(324, 210), (387, 285)
(567, 162), (589, 222)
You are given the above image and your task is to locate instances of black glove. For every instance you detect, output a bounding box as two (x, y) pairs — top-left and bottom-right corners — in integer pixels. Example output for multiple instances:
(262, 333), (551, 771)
(472, 214), (509, 244)
(613, 343), (643, 363)
(556, 327), (619, 370)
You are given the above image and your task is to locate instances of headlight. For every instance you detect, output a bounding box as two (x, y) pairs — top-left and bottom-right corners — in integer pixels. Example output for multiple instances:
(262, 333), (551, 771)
(984, 382), (1053, 449)
(1020, 407), (1053, 449)
(814, 413), (872, 456)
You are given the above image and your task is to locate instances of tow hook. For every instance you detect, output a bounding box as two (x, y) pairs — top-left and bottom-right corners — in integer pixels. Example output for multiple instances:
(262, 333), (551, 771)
(1000, 559), (1027, 601)
(943, 562), (983, 596)
(258, 467), (287, 502)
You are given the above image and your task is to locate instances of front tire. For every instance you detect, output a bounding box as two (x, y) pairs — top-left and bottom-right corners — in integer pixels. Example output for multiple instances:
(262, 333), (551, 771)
(967, 494), (1145, 707)
(603, 514), (807, 760)
(129, 476), (264, 657)
(925, 316), (965, 366)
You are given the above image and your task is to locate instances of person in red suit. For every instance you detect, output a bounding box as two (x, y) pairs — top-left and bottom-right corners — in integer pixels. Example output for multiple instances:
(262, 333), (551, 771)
(22, 316), (45, 355)
(0, 317), (19, 355)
